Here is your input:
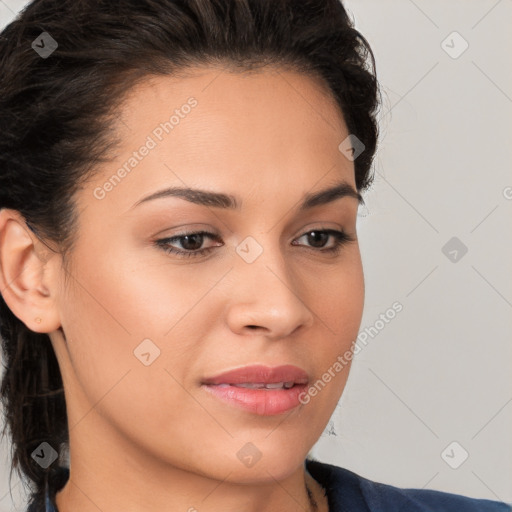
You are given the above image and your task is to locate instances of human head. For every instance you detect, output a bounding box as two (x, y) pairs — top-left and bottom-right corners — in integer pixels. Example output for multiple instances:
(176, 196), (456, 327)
(0, 0), (379, 509)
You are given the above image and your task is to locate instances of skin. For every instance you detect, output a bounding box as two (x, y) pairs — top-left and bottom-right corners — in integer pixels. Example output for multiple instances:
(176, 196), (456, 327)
(0, 66), (365, 512)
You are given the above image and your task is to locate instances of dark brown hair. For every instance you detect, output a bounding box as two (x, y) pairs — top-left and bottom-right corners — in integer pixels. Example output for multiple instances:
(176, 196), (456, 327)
(0, 0), (380, 508)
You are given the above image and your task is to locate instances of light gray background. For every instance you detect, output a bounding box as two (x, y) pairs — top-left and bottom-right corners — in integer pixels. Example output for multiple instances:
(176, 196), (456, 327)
(1, 0), (511, 509)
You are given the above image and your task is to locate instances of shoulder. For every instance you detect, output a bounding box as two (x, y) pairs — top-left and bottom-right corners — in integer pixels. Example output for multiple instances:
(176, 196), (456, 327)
(357, 473), (511, 512)
(306, 459), (512, 512)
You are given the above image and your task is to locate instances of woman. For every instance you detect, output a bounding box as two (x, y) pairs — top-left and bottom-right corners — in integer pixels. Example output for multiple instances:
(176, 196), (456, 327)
(0, 1), (509, 511)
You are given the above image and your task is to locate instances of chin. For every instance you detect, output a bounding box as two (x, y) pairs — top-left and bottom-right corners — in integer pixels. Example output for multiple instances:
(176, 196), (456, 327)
(222, 444), (309, 484)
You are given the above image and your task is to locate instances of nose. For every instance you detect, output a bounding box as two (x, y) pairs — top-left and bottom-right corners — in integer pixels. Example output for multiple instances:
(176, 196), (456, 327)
(225, 240), (315, 340)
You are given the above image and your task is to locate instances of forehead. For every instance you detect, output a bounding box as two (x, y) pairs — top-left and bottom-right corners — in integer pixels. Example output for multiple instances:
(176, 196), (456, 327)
(118, 64), (344, 126)
(113, 65), (348, 156)
(78, 66), (355, 215)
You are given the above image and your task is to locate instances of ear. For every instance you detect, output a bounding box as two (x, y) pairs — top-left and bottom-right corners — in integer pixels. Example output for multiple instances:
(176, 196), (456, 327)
(0, 208), (62, 333)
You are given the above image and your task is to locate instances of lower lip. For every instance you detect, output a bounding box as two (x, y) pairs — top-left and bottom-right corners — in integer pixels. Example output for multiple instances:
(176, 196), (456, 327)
(201, 383), (308, 415)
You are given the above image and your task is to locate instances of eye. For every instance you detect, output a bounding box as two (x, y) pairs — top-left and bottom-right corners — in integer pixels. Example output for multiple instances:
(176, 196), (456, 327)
(154, 231), (222, 259)
(292, 229), (355, 255)
(154, 228), (355, 259)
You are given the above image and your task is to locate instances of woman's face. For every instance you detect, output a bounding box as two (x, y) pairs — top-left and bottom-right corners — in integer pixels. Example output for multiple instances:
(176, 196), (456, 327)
(50, 66), (365, 482)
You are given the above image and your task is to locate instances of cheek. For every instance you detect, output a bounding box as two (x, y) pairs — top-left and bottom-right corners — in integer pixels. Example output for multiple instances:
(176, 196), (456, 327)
(302, 251), (364, 400)
(57, 244), (221, 419)
(58, 269), (200, 449)
(56, 252), (164, 406)
(299, 259), (363, 421)
(306, 250), (364, 342)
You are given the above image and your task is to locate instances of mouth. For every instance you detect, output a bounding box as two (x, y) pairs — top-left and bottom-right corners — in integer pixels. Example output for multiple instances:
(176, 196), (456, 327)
(201, 364), (309, 415)
(201, 363), (309, 386)
(211, 381), (301, 389)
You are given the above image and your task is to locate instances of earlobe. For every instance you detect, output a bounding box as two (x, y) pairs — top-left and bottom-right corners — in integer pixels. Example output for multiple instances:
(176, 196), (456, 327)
(0, 208), (62, 334)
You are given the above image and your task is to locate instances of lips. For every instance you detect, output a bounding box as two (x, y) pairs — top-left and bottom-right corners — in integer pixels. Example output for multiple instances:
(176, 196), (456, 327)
(201, 364), (309, 415)
(201, 364), (310, 415)
(201, 364), (309, 386)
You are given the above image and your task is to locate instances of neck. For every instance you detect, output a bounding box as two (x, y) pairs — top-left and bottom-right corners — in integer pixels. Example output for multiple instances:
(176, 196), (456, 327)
(55, 431), (327, 512)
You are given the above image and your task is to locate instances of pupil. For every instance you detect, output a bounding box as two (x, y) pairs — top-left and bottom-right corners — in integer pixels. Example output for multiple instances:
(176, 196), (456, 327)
(308, 231), (327, 248)
(182, 234), (203, 250)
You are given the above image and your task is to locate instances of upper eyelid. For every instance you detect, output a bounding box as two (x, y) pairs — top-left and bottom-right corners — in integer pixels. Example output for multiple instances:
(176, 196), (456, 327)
(160, 228), (349, 246)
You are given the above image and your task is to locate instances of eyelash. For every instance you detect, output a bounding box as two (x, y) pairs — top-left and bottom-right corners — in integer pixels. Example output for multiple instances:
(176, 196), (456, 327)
(154, 229), (355, 259)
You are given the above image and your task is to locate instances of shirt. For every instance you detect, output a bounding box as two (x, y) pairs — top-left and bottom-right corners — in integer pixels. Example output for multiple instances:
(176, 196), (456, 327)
(28, 460), (512, 511)
(306, 459), (512, 511)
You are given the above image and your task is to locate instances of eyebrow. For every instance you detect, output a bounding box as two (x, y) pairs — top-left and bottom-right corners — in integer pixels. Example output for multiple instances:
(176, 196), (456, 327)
(129, 181), (362, 211)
